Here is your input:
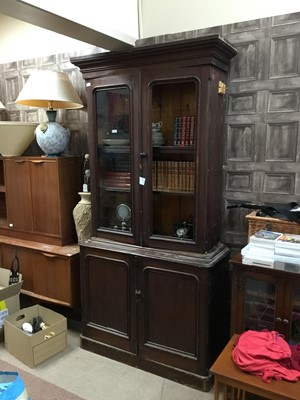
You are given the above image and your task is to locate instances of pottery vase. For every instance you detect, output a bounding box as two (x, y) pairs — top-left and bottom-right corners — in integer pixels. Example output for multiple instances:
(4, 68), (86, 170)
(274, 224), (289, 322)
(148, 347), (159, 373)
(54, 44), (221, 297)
(73, 192), (92, 242)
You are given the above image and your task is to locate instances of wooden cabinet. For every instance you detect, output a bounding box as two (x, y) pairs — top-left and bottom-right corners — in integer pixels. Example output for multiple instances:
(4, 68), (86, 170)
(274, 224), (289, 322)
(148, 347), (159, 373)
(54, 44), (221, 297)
(230, 253), (300, 344)
(73, 36), (236, 253)
(1, 156), (81, 246)
(0, 156), (81, 306)
(80, 241), (230, 390)
(72, 36), (236, 389)
(0, 237), (80, 307)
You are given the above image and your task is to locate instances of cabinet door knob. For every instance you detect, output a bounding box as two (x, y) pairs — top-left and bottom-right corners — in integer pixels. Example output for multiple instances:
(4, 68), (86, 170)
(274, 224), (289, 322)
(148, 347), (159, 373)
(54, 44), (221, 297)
(275, 317), (282, 323)
(282, 319), (289, 325)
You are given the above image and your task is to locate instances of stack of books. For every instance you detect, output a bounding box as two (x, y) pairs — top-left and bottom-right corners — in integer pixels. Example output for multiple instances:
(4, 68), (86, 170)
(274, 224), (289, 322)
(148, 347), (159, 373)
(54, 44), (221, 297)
(103, 171), (131, 188)
(173, 116), (196, 146)
(242, 230), (300, 270)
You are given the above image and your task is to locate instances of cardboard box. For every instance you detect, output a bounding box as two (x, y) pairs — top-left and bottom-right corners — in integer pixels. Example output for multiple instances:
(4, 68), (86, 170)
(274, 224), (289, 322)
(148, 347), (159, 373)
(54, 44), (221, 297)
(0, 268), (23, 341)
(4, 305), (67, 368)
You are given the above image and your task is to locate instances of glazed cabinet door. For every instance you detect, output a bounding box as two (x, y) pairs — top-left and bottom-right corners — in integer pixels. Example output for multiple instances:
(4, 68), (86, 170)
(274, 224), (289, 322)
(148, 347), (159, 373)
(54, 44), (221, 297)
(141, 66), (227, 253)
(80, 247), (137, 356)
(231, 265), (285, 336)
(138, 258), (208, 375)
(86, 74), (140, 245)
(283, 276), (300, 344)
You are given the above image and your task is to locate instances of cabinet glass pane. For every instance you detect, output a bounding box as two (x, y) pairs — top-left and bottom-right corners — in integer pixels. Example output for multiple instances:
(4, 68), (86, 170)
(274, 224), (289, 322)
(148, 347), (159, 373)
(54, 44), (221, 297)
(244, 278), (276, 331)
(96, 87), (132, 234)
(290, 287), (300, 344)
(151, 80), (196, 241)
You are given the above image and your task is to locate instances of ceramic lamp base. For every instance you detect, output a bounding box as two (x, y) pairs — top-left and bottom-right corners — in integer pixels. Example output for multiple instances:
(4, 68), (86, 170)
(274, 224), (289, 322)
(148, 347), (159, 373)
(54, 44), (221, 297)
(35, 121), (70, 156)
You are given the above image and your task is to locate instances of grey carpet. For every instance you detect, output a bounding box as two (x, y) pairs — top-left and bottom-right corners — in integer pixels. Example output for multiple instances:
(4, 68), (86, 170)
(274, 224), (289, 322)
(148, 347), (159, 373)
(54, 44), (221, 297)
(0, 359), (85, 400)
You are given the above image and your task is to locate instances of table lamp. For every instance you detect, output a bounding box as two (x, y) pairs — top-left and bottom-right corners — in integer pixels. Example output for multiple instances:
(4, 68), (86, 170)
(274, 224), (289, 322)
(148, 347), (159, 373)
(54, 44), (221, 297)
(16, 70), (83, 156)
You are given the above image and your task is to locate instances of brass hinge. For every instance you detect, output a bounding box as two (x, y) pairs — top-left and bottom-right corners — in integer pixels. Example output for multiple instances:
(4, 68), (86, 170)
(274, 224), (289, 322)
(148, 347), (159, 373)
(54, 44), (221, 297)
(218, 81), (226, 95)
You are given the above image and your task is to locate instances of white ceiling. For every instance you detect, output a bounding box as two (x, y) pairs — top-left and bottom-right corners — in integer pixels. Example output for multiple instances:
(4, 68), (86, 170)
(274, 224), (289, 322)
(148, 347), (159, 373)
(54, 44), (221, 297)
(0, 0), (137, 63)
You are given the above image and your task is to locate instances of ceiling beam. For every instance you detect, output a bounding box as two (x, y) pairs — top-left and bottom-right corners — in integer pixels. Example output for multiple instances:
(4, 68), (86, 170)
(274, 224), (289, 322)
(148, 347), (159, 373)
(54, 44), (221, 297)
(0, 0), (135, 51)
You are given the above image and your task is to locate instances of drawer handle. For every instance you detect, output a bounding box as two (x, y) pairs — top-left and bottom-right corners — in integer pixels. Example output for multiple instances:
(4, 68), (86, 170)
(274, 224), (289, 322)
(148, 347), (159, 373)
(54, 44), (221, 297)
(41, 252), (58, 258)
(44, 331), (55, 340)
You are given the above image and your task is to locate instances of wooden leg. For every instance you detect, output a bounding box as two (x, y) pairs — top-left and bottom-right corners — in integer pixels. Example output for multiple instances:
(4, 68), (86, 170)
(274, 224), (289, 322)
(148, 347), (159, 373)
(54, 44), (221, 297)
(223, 384), (229, 400)
(213, 378), (220, 400)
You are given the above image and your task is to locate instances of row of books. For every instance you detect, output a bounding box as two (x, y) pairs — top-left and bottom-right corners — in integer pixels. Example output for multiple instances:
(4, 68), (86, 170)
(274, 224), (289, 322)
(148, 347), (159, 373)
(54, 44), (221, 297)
(242, 230), (300, 269)
(103, 171), (131, 188)
(173, 116), (196, 146)
(152, 161), (194, 191)
(103, 161), (195, 192)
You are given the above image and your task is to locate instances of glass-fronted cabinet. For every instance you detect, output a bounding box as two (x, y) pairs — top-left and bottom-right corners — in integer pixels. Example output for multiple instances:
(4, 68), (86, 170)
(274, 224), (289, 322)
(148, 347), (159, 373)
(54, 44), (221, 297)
(77, 36), (236, 253)
(231, 254), (300, 344)
(149, 80), (196, 243)
(96, 86), (132, 234)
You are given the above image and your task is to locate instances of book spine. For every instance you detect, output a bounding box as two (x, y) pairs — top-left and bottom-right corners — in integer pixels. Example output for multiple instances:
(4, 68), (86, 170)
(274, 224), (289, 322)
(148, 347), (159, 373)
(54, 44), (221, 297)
(190, 116), (195, 145)
(152, 161), (157, 189)
(181, 116), (187, 146)
(173, 116), (180, 145)
(186, 116), (191, 146)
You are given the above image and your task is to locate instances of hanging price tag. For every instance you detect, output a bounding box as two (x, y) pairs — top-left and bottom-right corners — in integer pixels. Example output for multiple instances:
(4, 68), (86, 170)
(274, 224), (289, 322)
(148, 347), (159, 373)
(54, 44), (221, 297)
(139, 177), (146, 185)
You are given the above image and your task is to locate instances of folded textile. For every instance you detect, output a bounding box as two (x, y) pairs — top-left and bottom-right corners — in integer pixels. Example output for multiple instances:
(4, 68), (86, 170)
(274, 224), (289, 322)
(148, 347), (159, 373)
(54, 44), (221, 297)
(232, 330), (300, 383)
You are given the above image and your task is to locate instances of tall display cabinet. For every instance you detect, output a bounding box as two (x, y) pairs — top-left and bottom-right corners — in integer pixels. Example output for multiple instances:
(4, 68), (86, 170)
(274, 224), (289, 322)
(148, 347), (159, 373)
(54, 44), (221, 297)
(72, 35), (236, 390)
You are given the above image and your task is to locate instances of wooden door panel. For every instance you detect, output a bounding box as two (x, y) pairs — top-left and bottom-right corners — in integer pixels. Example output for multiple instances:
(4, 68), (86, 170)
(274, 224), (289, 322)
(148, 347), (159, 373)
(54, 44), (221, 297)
(82, 252), (137, 354)
(33, 251), (71, 303)
(143, 267), (197, 354)
(4, 159), (32, 231)
(139, 261), (203, 373)
(30, 160), (60, 235)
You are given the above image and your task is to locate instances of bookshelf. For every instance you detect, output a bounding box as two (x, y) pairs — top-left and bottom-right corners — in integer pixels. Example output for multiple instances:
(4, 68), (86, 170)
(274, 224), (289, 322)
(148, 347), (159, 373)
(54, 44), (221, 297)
(72, 35), (236, 390)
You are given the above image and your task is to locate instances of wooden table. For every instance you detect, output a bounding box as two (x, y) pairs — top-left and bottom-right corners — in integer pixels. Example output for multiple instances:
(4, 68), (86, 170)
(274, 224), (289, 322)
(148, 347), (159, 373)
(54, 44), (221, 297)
(210, 334), (300, 400)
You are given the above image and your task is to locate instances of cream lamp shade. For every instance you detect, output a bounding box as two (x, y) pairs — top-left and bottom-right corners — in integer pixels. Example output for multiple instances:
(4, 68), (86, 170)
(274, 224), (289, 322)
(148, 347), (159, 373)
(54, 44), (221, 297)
(15, 69), (83, 156)
(0, 101), (5, 110)
(15, 70), (83, 110)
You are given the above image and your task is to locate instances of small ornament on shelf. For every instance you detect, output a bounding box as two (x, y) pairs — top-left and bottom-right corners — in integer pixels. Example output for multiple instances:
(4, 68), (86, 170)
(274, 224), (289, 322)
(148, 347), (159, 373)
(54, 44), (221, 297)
(83, 153), (90, 192)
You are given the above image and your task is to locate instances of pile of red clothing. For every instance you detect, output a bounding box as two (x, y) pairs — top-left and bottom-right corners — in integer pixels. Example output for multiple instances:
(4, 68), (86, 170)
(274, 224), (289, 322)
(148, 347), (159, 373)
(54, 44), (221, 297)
(232, 330), (300, 383)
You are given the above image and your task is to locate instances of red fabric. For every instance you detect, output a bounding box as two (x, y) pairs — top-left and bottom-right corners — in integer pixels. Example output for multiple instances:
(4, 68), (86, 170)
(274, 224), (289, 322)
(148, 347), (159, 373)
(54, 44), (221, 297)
(232, 330), (300, 383)
(280, 344), (300, 371)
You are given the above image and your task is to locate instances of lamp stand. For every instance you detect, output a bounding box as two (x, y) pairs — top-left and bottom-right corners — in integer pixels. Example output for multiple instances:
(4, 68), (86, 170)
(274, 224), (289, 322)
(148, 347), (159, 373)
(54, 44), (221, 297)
(35, 110), (70, 156)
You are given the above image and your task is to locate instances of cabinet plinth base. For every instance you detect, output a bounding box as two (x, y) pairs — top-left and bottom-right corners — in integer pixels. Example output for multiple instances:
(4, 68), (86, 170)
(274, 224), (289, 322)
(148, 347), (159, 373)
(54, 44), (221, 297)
(80, 334), (213, 392)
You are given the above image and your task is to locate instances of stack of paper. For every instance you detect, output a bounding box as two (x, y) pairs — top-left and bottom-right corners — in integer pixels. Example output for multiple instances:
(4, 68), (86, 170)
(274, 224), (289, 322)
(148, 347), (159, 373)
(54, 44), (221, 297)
(241, 230), (282, 268)
(275, 233), (300, 257)
(241, 230), (300, 270)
